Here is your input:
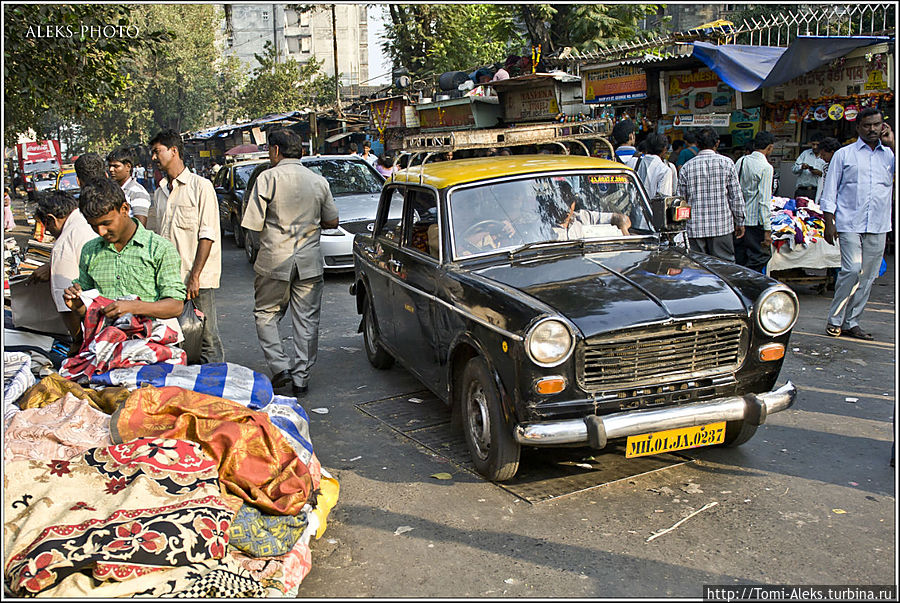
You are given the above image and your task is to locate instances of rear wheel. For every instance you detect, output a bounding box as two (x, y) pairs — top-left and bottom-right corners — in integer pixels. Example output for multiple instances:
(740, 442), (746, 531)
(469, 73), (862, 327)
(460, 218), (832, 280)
(721, 419), (758, 447)
(362, 296), (393, 369)
(459, 356), (520, 481)
(244, 234), (258, 264)
(232, 215), (245, 248)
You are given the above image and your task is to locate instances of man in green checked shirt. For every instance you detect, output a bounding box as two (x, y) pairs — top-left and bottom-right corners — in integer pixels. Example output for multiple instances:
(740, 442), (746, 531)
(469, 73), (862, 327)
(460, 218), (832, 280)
(62, 179), (186, 344)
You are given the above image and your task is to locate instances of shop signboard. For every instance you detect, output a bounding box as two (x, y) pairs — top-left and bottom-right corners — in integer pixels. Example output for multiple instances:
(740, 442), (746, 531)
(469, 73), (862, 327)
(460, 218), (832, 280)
(668, 113), (731, 127)
(583, 65), (648, 103)
(764, 54), (890, 101)
(666, 69), (734, 115)
(502, 84), (561, 121)
(417, 102), (476, 129)
(729, 108), (761, 149)
(368, 97), (405, 131)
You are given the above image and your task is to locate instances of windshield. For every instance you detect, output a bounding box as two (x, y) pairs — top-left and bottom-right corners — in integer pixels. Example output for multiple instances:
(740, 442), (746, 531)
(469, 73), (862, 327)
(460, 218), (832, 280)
(57, 172), (79, 191)
(449, 172), (653, 258)
(304, 160), (383, 196)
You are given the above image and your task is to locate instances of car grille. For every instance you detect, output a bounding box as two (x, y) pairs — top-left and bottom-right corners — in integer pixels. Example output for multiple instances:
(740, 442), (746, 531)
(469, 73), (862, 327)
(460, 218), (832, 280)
(577, 319), (746, 392)
(341, 220), (374, 235)
(324, 254), (354, 266)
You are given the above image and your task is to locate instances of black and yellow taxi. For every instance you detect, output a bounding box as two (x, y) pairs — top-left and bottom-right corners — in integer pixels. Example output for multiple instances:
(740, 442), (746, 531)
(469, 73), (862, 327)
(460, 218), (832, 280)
(351, 154), (798, 481)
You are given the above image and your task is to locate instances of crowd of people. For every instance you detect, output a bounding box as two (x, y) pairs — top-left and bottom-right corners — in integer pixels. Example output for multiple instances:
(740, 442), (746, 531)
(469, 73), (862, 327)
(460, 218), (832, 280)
(607, 109), (894, 343)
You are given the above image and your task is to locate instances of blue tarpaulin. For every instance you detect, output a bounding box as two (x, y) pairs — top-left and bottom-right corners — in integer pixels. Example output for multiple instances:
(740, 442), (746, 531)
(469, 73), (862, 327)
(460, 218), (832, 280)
(692, 36), (891, 92)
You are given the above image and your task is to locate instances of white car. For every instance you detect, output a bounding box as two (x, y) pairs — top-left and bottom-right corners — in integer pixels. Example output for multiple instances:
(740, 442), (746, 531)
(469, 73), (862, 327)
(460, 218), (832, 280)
(242, 155), (391, 271)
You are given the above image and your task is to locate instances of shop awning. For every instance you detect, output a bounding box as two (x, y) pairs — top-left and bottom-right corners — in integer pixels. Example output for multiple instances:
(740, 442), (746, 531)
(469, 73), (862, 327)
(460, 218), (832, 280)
(324, 131), (353, 143)
(691, 36), (891, 92)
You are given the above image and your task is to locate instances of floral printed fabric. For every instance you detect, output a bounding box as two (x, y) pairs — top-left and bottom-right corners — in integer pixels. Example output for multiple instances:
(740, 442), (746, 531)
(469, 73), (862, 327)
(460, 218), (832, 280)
(3, 438), (235, 596)
(3, 392), (112, 463)
(60, 292), (186, 381)
(111, 385), (314, 516)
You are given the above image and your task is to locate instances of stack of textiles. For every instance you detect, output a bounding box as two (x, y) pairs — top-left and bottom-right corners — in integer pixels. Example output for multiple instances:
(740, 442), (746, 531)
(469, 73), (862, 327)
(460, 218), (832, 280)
(769, 196), (828, 253)
(3, 363), (339, 597)
(12, 237), (53, 279)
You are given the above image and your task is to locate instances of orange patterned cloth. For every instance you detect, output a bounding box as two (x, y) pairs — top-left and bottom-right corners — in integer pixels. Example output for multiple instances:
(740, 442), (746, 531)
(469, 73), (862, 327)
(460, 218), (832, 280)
(111, 386), (313, 516)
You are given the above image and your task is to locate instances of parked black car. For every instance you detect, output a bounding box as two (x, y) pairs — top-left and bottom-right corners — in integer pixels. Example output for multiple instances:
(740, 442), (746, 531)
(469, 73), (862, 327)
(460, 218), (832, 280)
(350, 155), (799, 481)
(214, 158), (267, 248)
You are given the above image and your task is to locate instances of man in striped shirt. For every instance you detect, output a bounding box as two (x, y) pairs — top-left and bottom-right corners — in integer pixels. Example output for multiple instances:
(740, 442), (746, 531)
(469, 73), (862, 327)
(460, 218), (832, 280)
(733, 131), (775, 273)
(676, 127), (745, 262)
(107, 146), (152, 226)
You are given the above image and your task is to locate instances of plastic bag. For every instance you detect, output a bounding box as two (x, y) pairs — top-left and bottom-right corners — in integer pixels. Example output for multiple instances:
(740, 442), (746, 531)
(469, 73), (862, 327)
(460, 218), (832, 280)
(178, 299), (206, 364)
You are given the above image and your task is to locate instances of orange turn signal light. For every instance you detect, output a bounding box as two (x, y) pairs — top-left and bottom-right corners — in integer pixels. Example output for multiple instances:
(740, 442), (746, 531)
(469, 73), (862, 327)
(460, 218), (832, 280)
(758, 343), (785, 362)
(534, 376), (566, 395)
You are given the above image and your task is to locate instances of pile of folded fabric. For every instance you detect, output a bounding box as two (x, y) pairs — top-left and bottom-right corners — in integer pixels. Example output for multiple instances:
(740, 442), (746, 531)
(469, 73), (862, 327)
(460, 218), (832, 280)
(3, 361), (339, 597)
(769, 196), (828, 253)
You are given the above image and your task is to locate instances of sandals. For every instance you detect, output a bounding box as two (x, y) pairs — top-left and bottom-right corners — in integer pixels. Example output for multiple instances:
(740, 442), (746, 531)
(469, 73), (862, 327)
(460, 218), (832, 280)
(842, 326), (874, 341)
(825, 324), (841, 337)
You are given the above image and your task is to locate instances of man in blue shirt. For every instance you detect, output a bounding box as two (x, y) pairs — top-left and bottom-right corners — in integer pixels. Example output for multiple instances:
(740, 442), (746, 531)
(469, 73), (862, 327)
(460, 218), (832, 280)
(820, 108), (894, 341)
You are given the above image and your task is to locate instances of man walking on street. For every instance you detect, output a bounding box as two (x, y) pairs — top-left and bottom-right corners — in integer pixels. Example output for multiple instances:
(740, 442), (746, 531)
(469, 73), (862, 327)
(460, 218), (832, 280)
(149, 129), (225, 363)
(820, 107), (894, 341)
(677, 127), (745, 262)
(733, 131), (775, 273)
(634, 133), (676, 199)
(107, 146), (152, 226)
(241, 129), (339, 397)
(74, 152), (107, 187)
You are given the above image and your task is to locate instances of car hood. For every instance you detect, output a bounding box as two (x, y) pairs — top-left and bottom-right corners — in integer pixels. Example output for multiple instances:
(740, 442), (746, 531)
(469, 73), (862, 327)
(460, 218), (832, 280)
(473, 246), (749, 337)
(335, 192), (381, 223)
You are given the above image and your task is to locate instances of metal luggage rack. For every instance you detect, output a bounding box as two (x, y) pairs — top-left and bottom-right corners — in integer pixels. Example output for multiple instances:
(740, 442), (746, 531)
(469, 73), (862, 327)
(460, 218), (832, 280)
(399, 118), (616, 162)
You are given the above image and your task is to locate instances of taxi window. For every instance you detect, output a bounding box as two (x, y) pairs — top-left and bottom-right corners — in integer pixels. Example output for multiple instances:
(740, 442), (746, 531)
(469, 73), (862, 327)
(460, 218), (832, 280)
(376, 187), (404, 243)
(402, 189), (439, 260)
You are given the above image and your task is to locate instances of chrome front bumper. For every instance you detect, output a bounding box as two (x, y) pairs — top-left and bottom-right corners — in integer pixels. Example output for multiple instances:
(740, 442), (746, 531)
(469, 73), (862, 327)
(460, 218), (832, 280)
(513, 382), (796, 447)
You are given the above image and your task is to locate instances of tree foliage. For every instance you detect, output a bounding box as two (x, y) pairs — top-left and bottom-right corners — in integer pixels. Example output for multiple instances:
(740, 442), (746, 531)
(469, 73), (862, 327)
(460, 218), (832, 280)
(3, 4), (166, 147)
(239, 42), (336, 117)
(511, 5), (667, 53)
(381, 5), (523, 77)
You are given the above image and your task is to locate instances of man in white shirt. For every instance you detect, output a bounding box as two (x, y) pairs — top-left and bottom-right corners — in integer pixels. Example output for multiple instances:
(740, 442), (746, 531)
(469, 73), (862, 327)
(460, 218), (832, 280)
(791, 133), (825, 199)
(29, 190), (98, 342)
(107, 146), (152, 226)
(634, 133), (676, 198)
(359, 141), (378, 167)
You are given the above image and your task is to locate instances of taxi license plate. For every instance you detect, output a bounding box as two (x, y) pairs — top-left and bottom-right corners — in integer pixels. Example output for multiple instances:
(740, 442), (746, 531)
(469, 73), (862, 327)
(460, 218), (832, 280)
(625, 422), (726, 458)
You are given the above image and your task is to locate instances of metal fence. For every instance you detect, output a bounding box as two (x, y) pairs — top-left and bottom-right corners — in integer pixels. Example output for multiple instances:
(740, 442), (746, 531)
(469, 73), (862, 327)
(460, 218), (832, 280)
(558, 4), (895, 65)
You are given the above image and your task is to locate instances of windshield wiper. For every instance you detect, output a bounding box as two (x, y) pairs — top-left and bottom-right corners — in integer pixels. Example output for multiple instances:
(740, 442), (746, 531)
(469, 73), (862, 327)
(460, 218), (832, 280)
(507, 239), (583, 259)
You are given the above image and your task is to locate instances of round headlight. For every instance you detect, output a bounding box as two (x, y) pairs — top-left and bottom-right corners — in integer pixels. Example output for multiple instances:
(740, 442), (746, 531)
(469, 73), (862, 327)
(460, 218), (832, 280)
(757, 287), (799, 336)
(526, 318), (574, 367)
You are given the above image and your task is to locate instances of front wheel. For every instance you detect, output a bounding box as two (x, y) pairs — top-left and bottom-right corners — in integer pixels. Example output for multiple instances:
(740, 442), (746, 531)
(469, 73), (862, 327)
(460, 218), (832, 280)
(362, 296), (393, 369)
(721, 419), (758, 447)
(459, 356), (520, 481)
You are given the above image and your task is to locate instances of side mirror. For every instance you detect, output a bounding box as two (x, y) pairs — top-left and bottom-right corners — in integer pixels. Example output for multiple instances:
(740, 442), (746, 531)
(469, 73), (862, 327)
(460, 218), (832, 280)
(650, 195), (690, 232)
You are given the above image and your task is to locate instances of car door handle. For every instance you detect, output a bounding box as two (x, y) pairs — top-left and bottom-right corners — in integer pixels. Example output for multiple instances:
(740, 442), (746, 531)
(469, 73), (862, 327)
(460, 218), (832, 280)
(388, 259), (402, 273)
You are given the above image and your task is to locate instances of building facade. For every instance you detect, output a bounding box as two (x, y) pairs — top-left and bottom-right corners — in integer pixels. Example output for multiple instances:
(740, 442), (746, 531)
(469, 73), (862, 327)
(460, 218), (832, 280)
(222, 4), (369, 89)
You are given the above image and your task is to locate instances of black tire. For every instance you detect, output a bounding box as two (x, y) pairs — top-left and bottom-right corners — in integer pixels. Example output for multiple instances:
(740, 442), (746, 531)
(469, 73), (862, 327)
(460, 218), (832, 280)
(244, 235), (258, 264)
(362, 296), (393, 369)
(721, 419), (758, 447)
(459, 356), (520, 481)
(232, 215), (245, 248)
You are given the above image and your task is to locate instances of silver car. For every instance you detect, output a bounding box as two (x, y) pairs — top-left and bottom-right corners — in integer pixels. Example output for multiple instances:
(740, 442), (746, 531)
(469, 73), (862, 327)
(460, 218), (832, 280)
(243, 155), (389, 271)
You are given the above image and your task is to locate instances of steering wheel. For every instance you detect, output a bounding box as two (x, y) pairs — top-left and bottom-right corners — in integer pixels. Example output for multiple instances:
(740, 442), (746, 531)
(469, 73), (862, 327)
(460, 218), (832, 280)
(459, 219), (509, 254)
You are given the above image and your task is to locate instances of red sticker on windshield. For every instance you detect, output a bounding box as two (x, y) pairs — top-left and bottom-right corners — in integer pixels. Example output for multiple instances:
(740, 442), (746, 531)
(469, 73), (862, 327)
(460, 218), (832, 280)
(590, 175), (628, 184)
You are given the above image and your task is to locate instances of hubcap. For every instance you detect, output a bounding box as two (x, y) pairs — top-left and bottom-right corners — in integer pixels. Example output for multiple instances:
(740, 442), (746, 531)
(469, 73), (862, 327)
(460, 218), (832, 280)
(466, 382), (491, 460)
(364, 306), (377, 353)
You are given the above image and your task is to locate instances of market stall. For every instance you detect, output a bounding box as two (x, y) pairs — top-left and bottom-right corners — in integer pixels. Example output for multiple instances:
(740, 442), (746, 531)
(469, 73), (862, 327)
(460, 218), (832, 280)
(3, 209), (339, 597)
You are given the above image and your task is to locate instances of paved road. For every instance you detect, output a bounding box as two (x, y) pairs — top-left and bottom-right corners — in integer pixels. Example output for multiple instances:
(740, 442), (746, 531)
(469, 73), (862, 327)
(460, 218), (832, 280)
(216, 238), (896, 598)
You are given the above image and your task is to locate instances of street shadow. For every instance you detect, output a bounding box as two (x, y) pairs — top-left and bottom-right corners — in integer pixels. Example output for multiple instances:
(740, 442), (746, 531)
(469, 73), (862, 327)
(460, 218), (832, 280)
(330, 502), (760, 597)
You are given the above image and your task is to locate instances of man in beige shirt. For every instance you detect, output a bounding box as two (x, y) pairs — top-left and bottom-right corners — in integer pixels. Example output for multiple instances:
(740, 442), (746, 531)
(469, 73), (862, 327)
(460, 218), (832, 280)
(242, 129), (339, 396)
(149, 129), (224, 363)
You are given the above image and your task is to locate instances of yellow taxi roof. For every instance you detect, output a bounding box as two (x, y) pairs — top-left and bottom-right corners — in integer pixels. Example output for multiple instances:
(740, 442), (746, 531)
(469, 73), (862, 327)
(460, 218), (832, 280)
(390, 155), (628, 189)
